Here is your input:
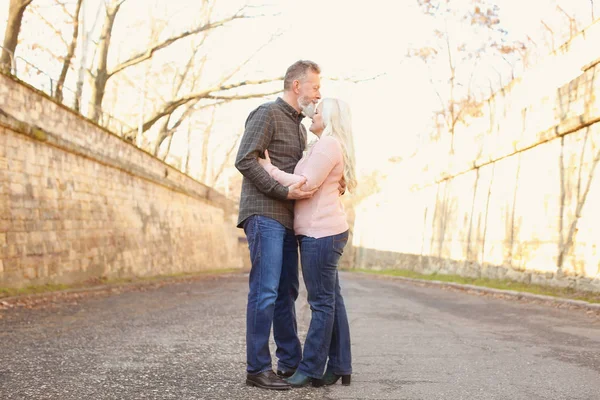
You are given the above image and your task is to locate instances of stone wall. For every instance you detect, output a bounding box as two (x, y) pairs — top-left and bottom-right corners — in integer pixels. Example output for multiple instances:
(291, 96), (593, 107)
(353, 20), (600, 292)
(0, 72), (248, 288)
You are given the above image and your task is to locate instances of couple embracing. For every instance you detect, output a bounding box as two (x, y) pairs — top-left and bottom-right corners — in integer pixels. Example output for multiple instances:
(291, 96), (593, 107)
(235, 60), (356, 390)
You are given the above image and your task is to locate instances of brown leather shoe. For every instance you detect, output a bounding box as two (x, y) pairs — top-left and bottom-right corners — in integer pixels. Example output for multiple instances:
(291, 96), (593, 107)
(246, 370), (291, 390)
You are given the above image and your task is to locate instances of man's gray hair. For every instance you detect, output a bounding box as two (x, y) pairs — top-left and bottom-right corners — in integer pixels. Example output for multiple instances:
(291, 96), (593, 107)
(283, 60), (321, 91)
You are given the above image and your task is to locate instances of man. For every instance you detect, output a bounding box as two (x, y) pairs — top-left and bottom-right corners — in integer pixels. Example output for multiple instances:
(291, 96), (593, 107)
(235, 60), (322, 390)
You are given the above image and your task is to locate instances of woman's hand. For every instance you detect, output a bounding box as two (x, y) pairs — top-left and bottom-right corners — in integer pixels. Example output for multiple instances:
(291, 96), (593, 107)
(258, 149), (272, 168)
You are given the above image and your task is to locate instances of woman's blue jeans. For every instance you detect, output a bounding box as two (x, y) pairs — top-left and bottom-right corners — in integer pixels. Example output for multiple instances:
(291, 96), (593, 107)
(297, 230), (352, 378)
(244, 215), (302, 374)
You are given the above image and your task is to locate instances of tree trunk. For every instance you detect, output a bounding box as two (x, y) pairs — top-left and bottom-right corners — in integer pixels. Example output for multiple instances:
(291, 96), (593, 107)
(1, 0), (33, 73)
(444, 24), (457, 155)
(212, 129), (243, 186)
(183, 122), (193, 174)
(75, 0), (103, 112)
(154, 118), (171, 157)
(200, 108), (217, 183)
(55, 0), (84, 103)
(557, 137), (566, 269)
(162, 135), (175, 161)
(557, 129), (600, 271)
(89, 0), (122, 122)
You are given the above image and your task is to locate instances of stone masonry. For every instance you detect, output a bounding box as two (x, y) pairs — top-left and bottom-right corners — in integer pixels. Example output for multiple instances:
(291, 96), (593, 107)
(0, 72), (248, 288)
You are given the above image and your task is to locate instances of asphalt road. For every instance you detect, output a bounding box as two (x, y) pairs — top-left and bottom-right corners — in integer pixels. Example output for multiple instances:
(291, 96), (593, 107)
(1, 272), (599, 400)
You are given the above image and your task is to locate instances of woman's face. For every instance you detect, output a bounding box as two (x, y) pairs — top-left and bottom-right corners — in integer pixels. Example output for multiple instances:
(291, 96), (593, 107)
(309, 104), (325, 136)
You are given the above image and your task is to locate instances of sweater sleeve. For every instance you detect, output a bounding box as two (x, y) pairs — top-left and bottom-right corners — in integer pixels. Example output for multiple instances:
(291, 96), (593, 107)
(262, 163), (305, 187)
(297, 151), (336, 191)
(263, 137), (340, 191)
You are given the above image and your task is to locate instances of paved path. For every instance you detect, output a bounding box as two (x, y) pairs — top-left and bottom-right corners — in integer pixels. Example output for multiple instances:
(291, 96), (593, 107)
(1, 272), (599, 399)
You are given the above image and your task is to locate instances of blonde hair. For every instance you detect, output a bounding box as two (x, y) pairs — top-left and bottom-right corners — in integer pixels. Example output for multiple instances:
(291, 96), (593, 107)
(319, 98), (357, 192)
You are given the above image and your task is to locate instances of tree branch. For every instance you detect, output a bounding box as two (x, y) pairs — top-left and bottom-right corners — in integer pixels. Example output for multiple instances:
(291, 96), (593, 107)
(212, 31), (283, 88)
(212, 128), (243, 186)
(204, 89), (281, 101)
(55, 0), (75, 19)
(210, 76), (283, 93)
(325, 73), (386, 83)
(173, 40), (206, 98)
(55, 0), (83, 103)
(138, 77), (281, 134)
(108, 11), (248, 77)
(30, 6), (69, 48)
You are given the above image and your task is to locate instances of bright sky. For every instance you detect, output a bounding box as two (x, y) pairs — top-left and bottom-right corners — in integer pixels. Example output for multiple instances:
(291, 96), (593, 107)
(200, 0), (442, 174)
(0, 0), (439, 173)
(1, 0), (598, 182)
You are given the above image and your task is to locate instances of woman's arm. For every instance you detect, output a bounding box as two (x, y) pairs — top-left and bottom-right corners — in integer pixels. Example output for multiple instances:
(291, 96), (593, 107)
(294, 149), (337, 191)
(259, 137), (340, 191)
(259, 150), (305, 187)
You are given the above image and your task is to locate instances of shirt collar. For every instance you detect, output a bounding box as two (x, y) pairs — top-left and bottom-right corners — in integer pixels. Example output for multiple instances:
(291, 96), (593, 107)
(276, 97), (305, 123)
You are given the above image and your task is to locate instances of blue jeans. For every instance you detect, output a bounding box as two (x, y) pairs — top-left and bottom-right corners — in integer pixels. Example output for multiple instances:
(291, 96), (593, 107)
(297, 231), (352, 378)
(244, 215), (301, 374)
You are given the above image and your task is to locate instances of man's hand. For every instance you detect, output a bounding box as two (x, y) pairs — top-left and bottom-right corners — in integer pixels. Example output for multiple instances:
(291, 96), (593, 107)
(287, 179), (317, 200)
(338, 175), (347, 196)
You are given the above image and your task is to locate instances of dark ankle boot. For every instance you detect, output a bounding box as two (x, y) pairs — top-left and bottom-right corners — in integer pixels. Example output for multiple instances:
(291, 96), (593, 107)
(314, 367), (351, 386)
(285, 370), (312, 387)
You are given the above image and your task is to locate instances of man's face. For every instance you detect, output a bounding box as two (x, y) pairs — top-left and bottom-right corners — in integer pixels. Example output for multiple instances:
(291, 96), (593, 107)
(297, 71), (321, 117)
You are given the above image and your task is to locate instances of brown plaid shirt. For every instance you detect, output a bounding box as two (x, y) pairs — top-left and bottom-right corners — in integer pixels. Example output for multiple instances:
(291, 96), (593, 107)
(235, 97), (307, 230)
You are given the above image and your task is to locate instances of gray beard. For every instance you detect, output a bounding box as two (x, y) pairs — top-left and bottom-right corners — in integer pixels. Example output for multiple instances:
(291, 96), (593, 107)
(299, 98), (316, 118)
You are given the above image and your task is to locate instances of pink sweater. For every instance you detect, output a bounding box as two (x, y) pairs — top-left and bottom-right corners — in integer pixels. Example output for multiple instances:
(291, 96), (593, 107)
(262, 135), (349, 239)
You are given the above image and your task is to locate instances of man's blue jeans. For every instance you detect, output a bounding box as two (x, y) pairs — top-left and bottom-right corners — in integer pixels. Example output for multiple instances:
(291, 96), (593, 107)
(244, 215), (301, 374)
(296, 231), (352, 378)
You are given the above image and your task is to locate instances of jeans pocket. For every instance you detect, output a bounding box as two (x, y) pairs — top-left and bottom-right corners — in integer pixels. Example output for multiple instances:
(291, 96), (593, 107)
(332, 231), (349, 255)
(244, 217), (261, 261)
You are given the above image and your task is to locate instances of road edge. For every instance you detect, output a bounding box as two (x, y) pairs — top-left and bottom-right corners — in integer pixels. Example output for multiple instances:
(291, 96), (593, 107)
(0, 270), (247, 305)
(351, 271), (600, 311)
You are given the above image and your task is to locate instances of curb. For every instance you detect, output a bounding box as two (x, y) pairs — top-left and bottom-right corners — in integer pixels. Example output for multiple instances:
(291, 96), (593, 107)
(0, 271), (245, 305)
(354, 272), (600, 311)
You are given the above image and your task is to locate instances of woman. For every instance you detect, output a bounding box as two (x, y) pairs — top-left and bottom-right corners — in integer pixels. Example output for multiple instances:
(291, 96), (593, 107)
(258, 98), (357, 387)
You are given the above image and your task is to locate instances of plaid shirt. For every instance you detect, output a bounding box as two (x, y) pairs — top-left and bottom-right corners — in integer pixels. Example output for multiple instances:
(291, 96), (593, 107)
(235, 97), (307, 230)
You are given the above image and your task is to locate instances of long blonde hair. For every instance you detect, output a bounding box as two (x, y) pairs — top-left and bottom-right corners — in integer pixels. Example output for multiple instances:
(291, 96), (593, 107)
(319, 98), (357, 192)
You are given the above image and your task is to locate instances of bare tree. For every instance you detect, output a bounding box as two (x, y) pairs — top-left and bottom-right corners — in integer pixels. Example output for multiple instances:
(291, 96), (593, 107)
(211, 129), (243, 187)
(29, 0), (85, 101)
(1, 0), (33, 73)
(410, 0), (525, 154)
(88, 0), (128, 122)
(556, 5), (578, 40)
(199, 107), (217, 182)
(152, 30), (208, 156)
(88, 0), (256, 122)
(137, 77), (282, 136)
(557, 129), (600, 270)
(540, 19), (556, 51)
(55, 0), (84, 103)
(139, 26), (284, 154)
(183, 121), (194, 175)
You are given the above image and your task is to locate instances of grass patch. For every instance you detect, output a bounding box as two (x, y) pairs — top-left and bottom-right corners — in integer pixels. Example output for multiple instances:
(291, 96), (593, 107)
(0, 268), (242, 299)
(350, 268), (600, 304)
(0, 283), (71, 299)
